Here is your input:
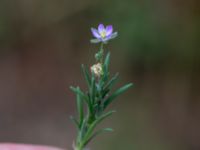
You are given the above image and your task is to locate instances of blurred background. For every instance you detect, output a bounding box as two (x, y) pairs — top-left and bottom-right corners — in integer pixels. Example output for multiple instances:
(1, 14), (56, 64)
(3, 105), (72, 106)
(0, 0), (199, 150)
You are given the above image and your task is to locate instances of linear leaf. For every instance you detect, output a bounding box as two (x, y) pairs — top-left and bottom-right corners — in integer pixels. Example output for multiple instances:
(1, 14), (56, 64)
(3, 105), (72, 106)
(70, 86), (88, 103)
(90, 74), (96, 105)
(83, 110), (115, 145)
(101, 52), (110, 83)
(76, 87), (84, 127)
(104, 52), (110, 72)
(70, 86), (94, 114)
(103, 83), (133, 110)
(77, 118), (87, 144)
(101, 73), (119, 98)
(84, 128), (113, 146)
(102, 89), (110, 99)
(104, 73), (119, 91)
(81, 64), (91, 88)
(70, 86), (89, 105)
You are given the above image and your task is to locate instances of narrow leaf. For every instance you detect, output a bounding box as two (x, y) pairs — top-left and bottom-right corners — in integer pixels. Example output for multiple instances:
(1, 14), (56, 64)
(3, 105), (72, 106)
(84, 128), (113, 145)
(101, 52), (110, 83)
(81, 64), (91, 88)
(83, 110), (116, 145)
(90, 73), (96, 105)
(103, 83), (133, 110)
(70, 86), (89, 105)
(70, 86), (94, 114)
(104, 73), (119, 91)
(76, 87), (84, 127)
(104, 52), (110, 72)
(77, 118), (87, 143)
(101, 73), (119, 98)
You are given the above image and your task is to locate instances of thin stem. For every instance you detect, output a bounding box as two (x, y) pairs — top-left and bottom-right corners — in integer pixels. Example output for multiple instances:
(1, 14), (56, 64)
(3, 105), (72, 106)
(75, 144), (84, 150)
(74, 42), (107, 150)
(100, 42), (104, 64)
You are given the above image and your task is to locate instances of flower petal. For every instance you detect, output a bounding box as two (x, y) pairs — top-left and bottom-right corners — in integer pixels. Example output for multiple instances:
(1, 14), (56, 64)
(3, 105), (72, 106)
(106, 25), (113, 36)
(91, 28), (101, 38)
(110, 32), (118, 39)
(98, 24), (105, 33)
(90, 38), (101, 44)
(102, 32), (118, 43)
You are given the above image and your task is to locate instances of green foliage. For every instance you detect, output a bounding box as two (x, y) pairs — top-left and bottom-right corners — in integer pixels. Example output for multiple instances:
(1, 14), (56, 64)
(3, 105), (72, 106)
(81, 65), (91, 88)
(103, 83), (133, 110)
(70, 44), (132, 150)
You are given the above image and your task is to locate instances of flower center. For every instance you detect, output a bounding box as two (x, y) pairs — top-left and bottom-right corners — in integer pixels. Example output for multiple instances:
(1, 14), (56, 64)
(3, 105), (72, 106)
(100, 30), (107, 38)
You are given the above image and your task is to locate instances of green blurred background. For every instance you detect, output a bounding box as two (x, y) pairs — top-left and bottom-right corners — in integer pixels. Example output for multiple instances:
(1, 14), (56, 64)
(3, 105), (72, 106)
(0, 0), (199, 150)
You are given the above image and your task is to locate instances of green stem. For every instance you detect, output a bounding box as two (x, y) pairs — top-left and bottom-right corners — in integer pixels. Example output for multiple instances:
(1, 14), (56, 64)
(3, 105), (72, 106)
(75, 42), (106, 150)
(75, 146), (83, 150)
(100, 42), (104, 64)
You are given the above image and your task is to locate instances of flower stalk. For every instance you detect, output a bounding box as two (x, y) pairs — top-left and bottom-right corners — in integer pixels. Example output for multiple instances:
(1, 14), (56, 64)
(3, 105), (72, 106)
(100, 43), (104, 64)
(70, 24), (133, 150)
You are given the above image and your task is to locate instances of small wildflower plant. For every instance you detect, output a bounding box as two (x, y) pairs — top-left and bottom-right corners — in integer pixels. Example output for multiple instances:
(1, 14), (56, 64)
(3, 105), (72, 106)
(70, 24), (133, 150)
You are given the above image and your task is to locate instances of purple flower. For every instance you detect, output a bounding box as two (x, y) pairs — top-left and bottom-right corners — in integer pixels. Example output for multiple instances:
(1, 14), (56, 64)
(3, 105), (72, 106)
(91, 24), (118, 44)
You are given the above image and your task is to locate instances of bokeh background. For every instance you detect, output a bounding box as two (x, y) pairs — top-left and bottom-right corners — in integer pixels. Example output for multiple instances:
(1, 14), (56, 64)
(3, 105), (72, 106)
(0, 0), (199, 150)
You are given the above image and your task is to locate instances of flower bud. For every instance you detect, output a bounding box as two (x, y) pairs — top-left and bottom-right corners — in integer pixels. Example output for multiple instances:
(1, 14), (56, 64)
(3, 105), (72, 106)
(90, 63), (103, 77)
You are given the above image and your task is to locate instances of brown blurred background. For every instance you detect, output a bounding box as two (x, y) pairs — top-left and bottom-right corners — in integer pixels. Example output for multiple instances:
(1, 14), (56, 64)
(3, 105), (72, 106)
(0, 0), (199, 150)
